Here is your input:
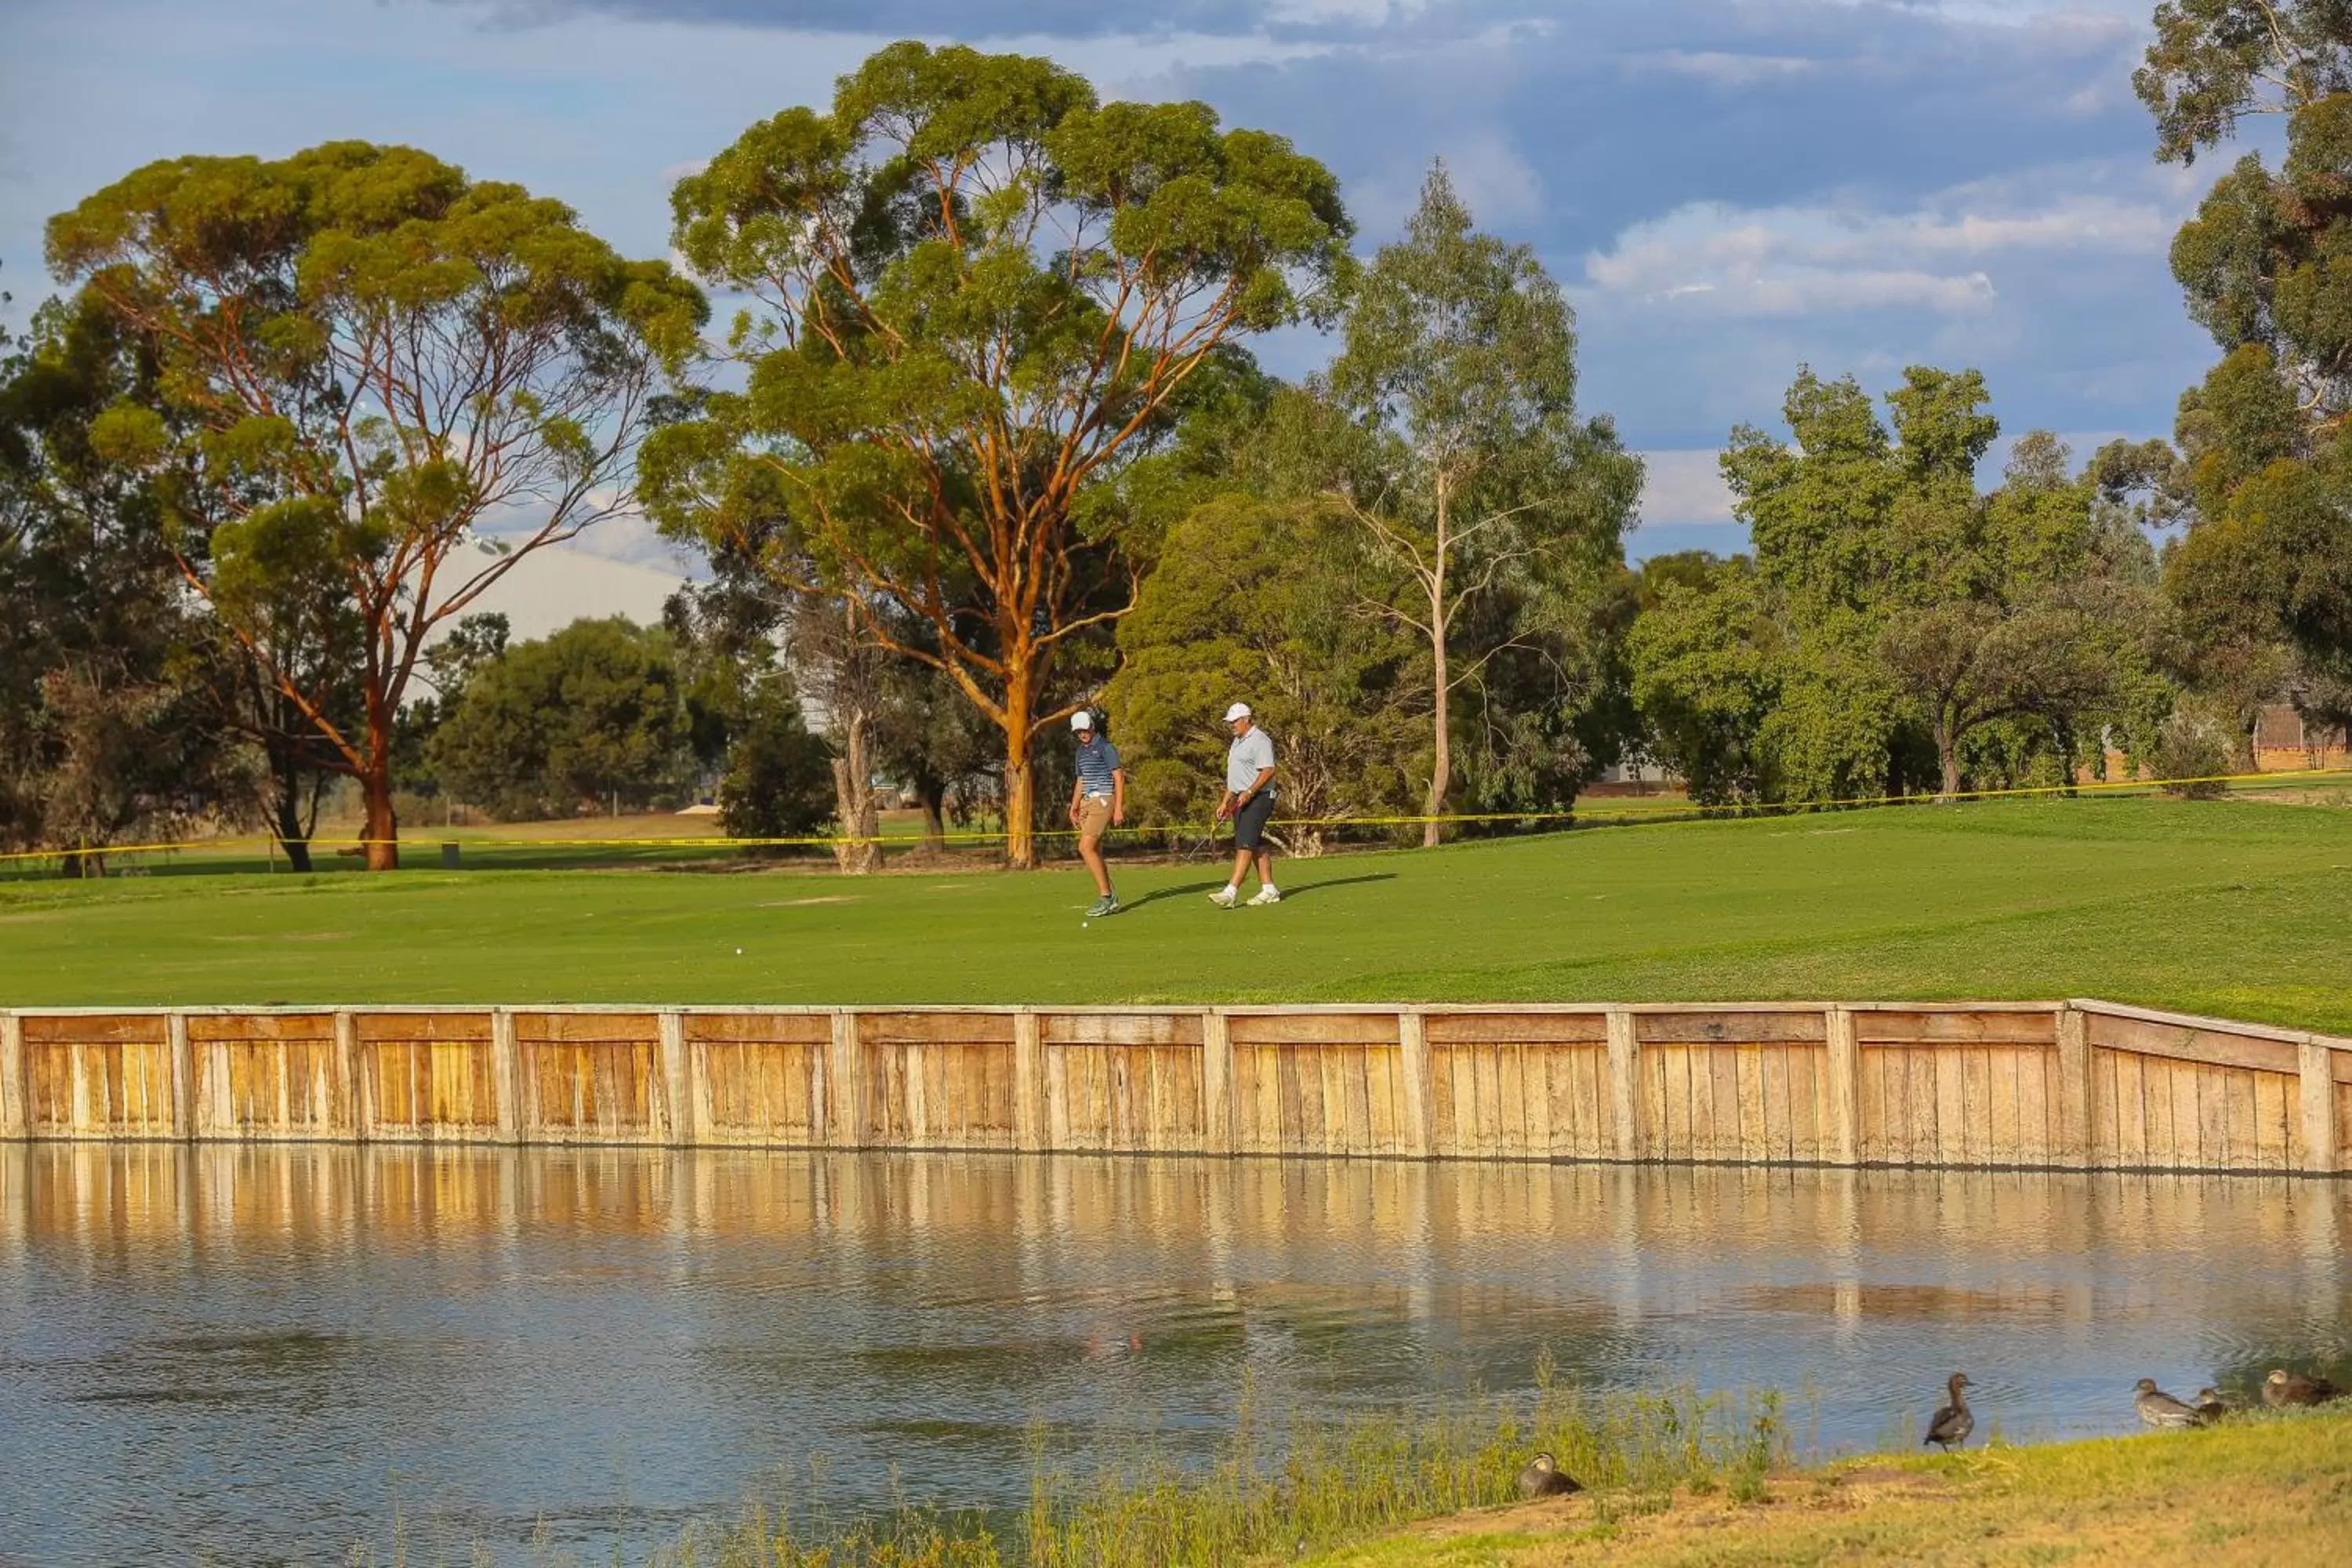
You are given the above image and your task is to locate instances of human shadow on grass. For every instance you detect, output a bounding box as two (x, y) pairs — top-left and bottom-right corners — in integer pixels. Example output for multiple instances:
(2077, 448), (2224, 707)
(1274, 873), (1395, 901)
(1119, 871), (1395, 913)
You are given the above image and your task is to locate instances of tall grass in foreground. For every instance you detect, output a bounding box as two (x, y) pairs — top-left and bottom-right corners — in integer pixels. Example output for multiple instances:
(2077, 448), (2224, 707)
(640, 1367), (1791, 1568)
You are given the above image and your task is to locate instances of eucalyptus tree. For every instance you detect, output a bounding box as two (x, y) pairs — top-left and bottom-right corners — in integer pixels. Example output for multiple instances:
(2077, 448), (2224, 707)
(2135, 15), (2352, 699)
(46, 141), (706, 866)
(647, 41), (1352, 868)
(1310, 162), (1641, 844)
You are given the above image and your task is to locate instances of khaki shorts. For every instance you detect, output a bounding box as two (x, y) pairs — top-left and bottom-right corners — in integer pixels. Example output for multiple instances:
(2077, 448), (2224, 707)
(1076, 796), (1113, 847)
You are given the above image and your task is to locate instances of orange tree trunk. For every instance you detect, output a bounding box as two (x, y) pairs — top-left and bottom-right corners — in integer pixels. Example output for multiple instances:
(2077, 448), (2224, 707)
(360, 707), (399, 870)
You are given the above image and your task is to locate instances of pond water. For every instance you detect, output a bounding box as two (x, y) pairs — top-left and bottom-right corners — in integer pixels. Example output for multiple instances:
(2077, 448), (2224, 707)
(1, 1145), (2347, 1566)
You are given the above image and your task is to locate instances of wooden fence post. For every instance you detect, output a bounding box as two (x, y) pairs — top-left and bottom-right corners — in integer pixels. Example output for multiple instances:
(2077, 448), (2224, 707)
(2301, 1038), (2342, 1174)
(2056, 1003), (2090, 1163)
(168, 1011), (195, 1141)
(492, 1007), (521, 1143)
(659, 1009), (694, 1146)
(829, 1009), (862, 1149)
(340, 1010), (372, 1142)
(1397, 1009), (1433, 1158)
(1825, 1005), (1860, 1166)
(1605, 1007), (1640, 1161)
(0, 1012), (23, 1140)
(1202, 1009), (1233, 1156)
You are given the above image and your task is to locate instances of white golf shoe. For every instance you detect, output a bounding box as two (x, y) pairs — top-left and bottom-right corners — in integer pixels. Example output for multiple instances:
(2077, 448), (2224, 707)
(1247, 886), (1282, 906)
(1208, 885), (1239, 909)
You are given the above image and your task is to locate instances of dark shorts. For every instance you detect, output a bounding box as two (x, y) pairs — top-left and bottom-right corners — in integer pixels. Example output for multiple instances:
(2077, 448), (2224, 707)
(1232, 791), (1276, 851)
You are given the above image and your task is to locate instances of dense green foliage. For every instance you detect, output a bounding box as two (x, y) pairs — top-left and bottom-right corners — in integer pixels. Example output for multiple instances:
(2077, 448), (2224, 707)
(426, 618), (692, 820)
(9, 22), (2352, 874)
(643, 41), (1352, 867)
(1630, 374), (2168, 804)
(42, 140), (703, 866)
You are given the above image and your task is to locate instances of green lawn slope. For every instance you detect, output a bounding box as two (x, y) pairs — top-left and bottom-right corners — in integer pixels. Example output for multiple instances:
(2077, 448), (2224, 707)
(3, 797), (2349, 1028)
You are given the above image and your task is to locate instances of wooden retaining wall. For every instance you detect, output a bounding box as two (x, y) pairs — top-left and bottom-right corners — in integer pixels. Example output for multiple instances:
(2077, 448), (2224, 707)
(2, 1000), (2347, 1174)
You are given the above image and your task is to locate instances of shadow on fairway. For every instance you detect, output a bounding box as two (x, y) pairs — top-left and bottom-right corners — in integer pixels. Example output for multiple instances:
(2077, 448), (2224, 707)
(1123, 880), (1226, 910)
(1279, 873), (1396, 901)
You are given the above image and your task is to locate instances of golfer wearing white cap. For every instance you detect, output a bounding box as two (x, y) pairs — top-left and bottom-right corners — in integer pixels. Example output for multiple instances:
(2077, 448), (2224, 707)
(1069, 710), (1125, 917)
(1210, 702), (1279, 908)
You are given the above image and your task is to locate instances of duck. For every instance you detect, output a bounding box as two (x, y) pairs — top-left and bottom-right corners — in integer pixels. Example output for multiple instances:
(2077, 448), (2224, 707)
(2194, 1388), (2230, 1424)
(1924, 1372), (1973, 1450)
(1516, 1451), (1582, 1499)
(2262, 1369), (2345, 1407)
(2133, 1378), (2203, 1428)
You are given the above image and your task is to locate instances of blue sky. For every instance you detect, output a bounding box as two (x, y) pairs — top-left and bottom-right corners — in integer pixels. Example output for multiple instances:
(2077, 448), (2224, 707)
(0, 0), (2243, 570)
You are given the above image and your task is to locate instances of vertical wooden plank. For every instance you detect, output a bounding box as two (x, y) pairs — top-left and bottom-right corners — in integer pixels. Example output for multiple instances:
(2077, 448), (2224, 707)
(1932, 1047), (1966, 1166)
(340, 1010), (372, 1143)
(1769, 1048), (1797, 1161)
(2114, 1051), (2147, 1167)
(2143, 1057), (2176, 1167)
(1690, 1044), (1713, 1160)
(492, 1008), (521, 1142)
(1199, 1011), (1232, 1156)
(1737, 1047), (1769, 1162)
(1396, 1011), (1432, 1158)
(1606, 1008), (1639, 1162)
(1473, 1040), (1504, 1160)
(0, 1012), (22, 1142)
(1014, 1011), (1045, 1152)
(1642, 1040), (1668, 1160)
(1786, 1044), (1819, 1161)
(1343, 1046), (1373, 1157)
(829, 1010), (862, 1149)
(2253, 1070), (2290, 1172)
(1708, 1048), (1740, 1162)
(2196, 1064), (2230, 1172)
(1851, 1040), (1879, 1163)
(1661, 1047), (1690, 1160)
(1962, 1048), (1993, 1166)
(167, 1012), (195, 1140)
(1518, 1045), (1549, 1157)
(905, 1040), (930, 1145)
(2226, 1068), (2259, 1172)
(1227, 1040), (1258, 1154)
(1327, 1048), (1345, 1161)
(2056, 1005), (2090, 1163)
(1044, 1044), (1072, 1149)
(2170, 1054), (2202, 1167)
(2015, 1045), (2049, 1164)
(657, 1011), (691, 1145)
(2302, 1040), (2343, 1174)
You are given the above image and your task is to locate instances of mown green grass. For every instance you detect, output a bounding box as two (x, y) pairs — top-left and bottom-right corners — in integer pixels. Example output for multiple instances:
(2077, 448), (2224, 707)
(4, 796), (2350, 1026)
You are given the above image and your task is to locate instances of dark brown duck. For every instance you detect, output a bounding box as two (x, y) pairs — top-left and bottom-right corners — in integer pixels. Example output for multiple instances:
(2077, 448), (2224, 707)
(2262, 1369), (2344, 1407)
(1924, 1373), (1973, 1450)
(1516, 1451), (1582, 1499)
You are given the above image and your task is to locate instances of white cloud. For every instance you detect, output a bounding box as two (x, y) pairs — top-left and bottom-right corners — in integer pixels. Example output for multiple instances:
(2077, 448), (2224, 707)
(1581, 186), (2169, 320)
(1637, 448), (1737, 527)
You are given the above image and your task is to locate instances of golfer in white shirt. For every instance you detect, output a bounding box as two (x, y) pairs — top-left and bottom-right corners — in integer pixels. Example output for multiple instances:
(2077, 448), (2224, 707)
(1210, 702), (1280, 908)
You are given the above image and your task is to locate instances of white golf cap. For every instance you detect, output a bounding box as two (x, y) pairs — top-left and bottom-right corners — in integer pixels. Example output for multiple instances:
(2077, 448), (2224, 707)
(1223, 702), (1251, 722)
(1070, 710), (1094, 731)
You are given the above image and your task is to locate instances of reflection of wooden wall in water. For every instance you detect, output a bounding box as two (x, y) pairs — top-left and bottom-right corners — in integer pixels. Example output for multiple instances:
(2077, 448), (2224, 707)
(2, 1000), (2347, 1174)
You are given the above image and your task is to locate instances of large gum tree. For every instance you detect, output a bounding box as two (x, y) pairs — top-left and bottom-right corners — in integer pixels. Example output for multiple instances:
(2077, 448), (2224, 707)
(46, 141), (705, 868)
(648, 42), (1351, 869)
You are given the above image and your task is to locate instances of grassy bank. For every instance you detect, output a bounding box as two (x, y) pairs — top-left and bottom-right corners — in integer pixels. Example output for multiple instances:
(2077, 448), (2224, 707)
(4, 796), (2351, 1029)
(1299, 1405), (2352, 1568)
(492, 1394), (2352, 1568)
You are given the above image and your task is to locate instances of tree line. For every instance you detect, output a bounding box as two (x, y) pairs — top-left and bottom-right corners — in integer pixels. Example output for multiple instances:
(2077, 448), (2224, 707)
(5, 13), (2350, 874)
